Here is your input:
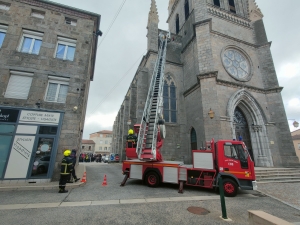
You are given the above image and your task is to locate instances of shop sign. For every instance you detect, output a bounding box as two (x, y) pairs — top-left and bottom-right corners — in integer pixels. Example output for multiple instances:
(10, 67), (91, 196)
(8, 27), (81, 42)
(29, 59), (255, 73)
(19, 110), (60, 125)
(0, 108), (19, 122)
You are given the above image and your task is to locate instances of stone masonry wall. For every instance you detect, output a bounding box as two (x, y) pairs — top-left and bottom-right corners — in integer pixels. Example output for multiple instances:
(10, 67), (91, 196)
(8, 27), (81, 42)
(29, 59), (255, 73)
(0, 0), (97, 180)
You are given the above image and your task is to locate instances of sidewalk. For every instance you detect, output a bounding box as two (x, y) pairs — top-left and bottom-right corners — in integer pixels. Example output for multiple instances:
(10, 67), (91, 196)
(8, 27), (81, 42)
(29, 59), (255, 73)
(0, 163), (86, 191)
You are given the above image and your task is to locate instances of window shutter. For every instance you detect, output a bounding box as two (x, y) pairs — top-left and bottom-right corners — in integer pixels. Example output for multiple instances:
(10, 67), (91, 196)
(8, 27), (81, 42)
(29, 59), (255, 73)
(5, 75), (32, 99)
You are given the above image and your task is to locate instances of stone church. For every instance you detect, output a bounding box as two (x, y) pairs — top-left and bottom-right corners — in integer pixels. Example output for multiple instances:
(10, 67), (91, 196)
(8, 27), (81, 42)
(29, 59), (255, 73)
(112, 0), (299, 167)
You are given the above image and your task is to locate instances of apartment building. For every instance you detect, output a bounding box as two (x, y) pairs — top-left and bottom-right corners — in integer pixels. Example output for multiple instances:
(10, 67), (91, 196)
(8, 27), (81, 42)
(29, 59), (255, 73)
(89, 130), (112, 155)
(0, 0), (101, 182)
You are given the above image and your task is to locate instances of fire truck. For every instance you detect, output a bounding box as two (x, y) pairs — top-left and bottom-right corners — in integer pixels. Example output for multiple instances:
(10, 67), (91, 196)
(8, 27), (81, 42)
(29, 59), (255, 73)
(120, 34), (257, 197)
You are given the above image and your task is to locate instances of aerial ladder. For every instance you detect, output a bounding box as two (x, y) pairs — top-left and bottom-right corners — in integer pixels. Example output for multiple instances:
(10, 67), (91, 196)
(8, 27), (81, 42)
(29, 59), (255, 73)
(135, 33), (169, 162)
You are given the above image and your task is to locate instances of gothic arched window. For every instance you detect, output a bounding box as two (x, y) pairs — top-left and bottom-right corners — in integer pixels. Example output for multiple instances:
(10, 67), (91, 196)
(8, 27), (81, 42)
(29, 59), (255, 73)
(175, 14), (179, 34)
(213, 0), (220, 7)
(163, 77), (177, 123)
(191, 127), (197, 150)
(184, 0), (189, 20)
(229, 0), (236, 13)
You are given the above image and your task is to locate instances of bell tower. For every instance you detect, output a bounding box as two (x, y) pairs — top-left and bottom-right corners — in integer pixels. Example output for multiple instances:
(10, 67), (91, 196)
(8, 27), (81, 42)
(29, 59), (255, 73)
(165, 0), (299, 167)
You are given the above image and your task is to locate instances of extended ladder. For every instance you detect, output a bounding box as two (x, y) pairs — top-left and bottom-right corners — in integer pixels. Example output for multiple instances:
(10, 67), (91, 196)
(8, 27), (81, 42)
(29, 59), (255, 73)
(136, 33), (168, 161)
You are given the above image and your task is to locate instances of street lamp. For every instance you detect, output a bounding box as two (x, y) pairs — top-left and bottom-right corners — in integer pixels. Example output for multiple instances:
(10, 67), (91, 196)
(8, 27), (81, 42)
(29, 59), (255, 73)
(288, 119), (299, 128)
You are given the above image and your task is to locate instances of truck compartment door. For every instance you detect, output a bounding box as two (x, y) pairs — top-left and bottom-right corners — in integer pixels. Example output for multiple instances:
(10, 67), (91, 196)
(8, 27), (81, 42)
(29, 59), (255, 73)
(163, 167), (178, 184)
(130, 164), (142, 179)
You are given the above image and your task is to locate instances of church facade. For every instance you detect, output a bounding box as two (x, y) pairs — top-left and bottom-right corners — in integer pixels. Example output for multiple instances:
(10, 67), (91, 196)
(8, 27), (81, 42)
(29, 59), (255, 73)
(112, 0), (299, 167)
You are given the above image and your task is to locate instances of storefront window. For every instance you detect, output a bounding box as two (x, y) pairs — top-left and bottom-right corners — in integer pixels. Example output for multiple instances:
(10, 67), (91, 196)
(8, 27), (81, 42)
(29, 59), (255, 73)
(0, 124), (15, 133)
(0, 135), (12, 178)
(30, 137), (54, 177)
(39, 126), (57, 135)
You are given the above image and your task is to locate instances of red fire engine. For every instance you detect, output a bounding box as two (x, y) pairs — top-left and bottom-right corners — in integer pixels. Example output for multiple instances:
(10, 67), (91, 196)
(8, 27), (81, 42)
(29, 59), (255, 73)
(120, 34), (257, 197)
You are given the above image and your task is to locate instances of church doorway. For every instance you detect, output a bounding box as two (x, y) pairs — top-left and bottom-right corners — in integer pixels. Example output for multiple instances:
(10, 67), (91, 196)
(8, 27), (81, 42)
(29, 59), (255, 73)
(190, 127), (197, 150)
(234, 107), (254, 162)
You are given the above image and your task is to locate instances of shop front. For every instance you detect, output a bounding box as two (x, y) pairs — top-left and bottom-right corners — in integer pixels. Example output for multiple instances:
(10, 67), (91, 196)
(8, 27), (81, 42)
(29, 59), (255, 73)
(0, 107), (63, 181)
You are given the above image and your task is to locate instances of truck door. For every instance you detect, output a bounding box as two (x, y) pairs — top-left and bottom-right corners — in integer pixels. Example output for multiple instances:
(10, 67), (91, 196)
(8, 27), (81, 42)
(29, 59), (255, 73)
(222, 142), (252, 179)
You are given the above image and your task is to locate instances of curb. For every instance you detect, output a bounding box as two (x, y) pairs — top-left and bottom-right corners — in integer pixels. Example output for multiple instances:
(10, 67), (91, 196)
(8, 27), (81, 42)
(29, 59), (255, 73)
(0, 164), (87, 192)
(0, 182), (86, 192)
(256, 189), (300, 211)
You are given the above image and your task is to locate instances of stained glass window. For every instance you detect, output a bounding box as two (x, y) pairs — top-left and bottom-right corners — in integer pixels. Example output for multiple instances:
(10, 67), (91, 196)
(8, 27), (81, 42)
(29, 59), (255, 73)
(163, 77), (177, 123)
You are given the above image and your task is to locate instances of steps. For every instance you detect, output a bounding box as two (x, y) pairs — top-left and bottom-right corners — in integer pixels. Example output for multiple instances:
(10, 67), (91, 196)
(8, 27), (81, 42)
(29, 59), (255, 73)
(255, 167), (300, 183)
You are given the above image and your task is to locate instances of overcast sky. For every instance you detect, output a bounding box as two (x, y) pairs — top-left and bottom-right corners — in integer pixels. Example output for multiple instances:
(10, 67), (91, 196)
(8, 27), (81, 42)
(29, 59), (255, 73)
(51, 0), (300, 139)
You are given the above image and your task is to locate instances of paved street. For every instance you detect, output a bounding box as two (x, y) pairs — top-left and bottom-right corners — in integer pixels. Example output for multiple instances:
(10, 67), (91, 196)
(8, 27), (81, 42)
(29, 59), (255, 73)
(0, 163), (300, 225)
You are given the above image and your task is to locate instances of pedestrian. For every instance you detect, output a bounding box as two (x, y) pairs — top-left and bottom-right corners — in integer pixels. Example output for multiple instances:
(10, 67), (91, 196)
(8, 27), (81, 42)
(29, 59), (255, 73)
(126, 129), (137, 148)
(58, 149), (73, 193)
(67, 149), (80, 183)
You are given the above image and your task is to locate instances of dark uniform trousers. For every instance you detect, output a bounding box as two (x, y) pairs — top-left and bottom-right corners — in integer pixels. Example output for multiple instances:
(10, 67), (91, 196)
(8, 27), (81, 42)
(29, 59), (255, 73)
(59, 174), (70, 190)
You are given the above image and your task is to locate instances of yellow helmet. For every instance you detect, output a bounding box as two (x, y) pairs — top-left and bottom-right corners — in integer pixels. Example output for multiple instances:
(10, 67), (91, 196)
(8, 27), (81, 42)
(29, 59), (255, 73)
(64, 150), (71, 157)
(128, 129), (134, 135)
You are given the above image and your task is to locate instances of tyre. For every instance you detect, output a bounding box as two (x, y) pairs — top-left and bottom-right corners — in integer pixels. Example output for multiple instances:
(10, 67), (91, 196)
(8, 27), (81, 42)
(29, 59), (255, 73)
(145, 172), (160, 187)
(222, 178), (238, 197)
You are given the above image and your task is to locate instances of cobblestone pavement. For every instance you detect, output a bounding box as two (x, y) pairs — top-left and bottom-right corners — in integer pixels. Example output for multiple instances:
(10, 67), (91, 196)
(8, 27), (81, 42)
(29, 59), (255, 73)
(257, 182), (300, 210)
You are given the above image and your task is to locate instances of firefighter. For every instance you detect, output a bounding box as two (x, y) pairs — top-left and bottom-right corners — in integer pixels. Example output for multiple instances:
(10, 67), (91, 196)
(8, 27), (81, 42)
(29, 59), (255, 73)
(58, 149), (73, 193)
(127, 129), (137, 148)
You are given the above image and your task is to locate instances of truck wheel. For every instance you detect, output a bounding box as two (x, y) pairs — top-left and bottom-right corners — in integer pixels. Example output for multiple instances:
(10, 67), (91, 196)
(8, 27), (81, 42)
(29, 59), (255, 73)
(145, 172), (160, 187)
(222, 179), (238, 197)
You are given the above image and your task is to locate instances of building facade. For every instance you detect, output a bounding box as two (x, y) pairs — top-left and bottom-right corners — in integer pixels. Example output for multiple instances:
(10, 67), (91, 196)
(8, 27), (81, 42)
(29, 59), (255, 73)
(291, 130), (300, 162)
(0, 0), (101, 182)
(112, 0), (299, 167)
(89, 130), (112, 155)
(81, 139), (95, 154)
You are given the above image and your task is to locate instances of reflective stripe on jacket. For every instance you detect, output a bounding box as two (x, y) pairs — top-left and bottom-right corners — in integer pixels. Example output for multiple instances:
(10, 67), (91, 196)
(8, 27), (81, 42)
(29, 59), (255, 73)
(60, 157), (73, 175)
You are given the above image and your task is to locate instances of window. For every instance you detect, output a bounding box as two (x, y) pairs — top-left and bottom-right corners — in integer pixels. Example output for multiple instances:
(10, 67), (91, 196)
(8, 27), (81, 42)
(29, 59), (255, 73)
(39, 126), (57, 134)
(100, 140), (103, 144)
(105, 140), (108, 144)
(104, 147), (107, 150)
(0, 24), (8, 48)
(100, 134), (103, 137)
(45, 76), (69, 103)
(5, 71), (33, 99)
(0, 2), (10, 10)
(55, 36), (76, 61)
(31, 9), (45, 19)
(88, 146), (91, 150)
(298, 143), (300, 150)
(99, 147), (102, 150)
(224, 145), (238, 159)
(18, 29), (43, 54)
(82, 146), (85, 149)
(184, 0), (189, 20)
(163, 77), (177, 123)
(175, 14), (179, 34)
(213, 0), (220, 7)
(65, 17), (77, 26)
(191, 128), (197, 150)
(229, 0), (236, 13)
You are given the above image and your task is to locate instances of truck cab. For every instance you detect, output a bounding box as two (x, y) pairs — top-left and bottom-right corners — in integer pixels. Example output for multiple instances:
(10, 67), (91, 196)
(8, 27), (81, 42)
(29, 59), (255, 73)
(214, 140), (257, 196)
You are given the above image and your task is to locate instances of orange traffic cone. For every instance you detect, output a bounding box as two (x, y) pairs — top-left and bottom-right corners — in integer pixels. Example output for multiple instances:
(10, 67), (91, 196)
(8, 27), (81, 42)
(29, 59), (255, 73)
(102, 175), (107, 186)
(81, 172), (87, 183)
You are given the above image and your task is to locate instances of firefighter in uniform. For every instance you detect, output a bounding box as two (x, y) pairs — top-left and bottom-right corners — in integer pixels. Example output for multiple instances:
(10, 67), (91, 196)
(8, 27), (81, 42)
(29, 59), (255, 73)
(59, 150), (73, 193)
(126, 129), (137, 148)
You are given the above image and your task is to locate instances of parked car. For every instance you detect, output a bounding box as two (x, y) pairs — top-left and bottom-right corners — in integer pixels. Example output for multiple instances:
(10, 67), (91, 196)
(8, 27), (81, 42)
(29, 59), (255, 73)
(103, 156), (109, 163)
(32, 155), (50, 175)
(108, 153), (120, 163)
